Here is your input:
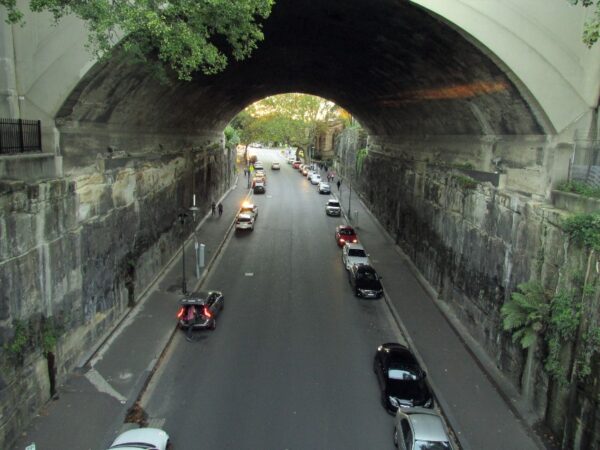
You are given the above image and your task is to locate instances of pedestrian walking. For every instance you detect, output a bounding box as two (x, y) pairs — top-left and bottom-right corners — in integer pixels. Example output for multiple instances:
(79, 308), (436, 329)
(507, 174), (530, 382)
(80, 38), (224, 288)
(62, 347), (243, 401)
(337, 180), (341, 191)
(211, 201), (216, 216)
(218, 203), (223, 217)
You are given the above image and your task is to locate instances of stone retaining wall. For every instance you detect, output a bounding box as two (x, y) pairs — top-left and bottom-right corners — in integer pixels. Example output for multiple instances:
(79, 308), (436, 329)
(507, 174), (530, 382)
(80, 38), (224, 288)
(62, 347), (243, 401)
(336, 129), (600, 448)
(0, 143), (231, 448)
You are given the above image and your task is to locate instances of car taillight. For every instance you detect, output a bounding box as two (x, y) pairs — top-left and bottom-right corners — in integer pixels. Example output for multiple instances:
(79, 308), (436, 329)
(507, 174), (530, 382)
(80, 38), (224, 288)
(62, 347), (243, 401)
(203, 306), (212, 318)
(339, 238), (345, 243)
(177, 307), (185, 319)
(352, 239), (357, 243)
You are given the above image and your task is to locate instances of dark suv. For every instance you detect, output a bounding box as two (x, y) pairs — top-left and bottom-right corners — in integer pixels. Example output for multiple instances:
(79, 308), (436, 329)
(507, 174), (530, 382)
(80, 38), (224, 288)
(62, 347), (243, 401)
(348, 264), (383, 298)
(177, 290), (224, 330)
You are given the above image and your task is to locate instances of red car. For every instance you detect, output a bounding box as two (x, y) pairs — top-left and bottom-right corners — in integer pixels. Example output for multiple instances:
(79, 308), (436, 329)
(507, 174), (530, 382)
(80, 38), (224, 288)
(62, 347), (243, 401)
(292, 161), (302, 169)
(335, 225), (358, 247)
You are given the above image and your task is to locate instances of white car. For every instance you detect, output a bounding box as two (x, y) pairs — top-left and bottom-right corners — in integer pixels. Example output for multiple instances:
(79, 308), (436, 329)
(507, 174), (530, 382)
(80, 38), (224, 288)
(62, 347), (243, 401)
(326, 199), (341, 216)
(108, 428), (170, 450)
(310, 173), (322, 184)
(342, 242), (371, 269)
(393, 407), (455, 450)
(240, 202), (258, 219)
(235, 213), (255, 230)
(271, 162), (281, 170)
(318, 182), (331, 194)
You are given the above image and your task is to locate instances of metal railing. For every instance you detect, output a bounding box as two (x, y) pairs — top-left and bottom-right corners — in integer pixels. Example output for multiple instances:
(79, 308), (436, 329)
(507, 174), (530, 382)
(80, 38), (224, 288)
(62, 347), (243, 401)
(571, 139), (600, 188)
(0, 118), (42, 154)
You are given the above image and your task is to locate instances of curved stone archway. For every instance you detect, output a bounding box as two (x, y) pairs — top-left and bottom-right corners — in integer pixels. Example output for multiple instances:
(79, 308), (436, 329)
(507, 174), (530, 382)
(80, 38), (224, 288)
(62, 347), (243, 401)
(55, 0), (552, 167)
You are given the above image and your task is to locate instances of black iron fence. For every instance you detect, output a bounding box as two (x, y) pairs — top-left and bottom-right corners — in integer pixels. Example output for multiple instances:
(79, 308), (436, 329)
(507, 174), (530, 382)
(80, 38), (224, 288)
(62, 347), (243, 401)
(0, 118), (42, 154)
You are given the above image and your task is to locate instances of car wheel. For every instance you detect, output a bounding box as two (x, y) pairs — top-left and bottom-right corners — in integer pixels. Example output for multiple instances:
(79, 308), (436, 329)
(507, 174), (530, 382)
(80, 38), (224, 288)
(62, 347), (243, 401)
(166, 439), (173, 450)
(393, 427), (398, 447)
(210, 320), (216, 330)
(355, 288), (361, 297)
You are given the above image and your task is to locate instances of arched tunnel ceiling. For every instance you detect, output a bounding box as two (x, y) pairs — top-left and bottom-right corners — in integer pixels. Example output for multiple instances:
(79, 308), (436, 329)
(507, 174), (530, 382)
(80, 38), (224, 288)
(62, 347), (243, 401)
(57, 0), (548, 137)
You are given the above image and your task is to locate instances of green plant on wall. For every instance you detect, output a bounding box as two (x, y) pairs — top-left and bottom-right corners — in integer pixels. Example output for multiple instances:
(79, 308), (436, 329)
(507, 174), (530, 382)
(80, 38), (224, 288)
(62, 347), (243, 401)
(563, 212), (600, 251)
(557, 181), (600, 199)
(544, 288), (582, 384)
(453, 174), (477, 190)
(501, 281), (550, 348)
(355, 148), (368, 175)
(4, 319), (31, 365)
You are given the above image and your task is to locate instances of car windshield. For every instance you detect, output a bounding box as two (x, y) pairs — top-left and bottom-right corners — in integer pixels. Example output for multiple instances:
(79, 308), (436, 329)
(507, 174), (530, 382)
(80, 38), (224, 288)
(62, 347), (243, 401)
(414, 440), (451, 450)
(358, 270), (378, 280)
(349, 249), (366, 257)
(388, 367), (421, 380)
(238, 217), (251, 222)
(328, 201), (340, 207)
(339, 229), (353, 235)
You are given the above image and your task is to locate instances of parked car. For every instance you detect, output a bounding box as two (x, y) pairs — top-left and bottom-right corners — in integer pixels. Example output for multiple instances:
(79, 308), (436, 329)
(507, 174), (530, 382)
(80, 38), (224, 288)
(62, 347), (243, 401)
(254, 180), (266, 194)
(326, 199), (342, 216)
(393, 407), (454, 450)
(342, 242), (370, 269)
(292, 161), (302, 169)
(107, 428), (171, 450)
(271, 162), (281, 170)
(253, 162), (264, 170)
(236, 213), (255, 230)
(176, 290), (224, 331)
(335, 225), (358, 247)
(318, 182), (331, 194)
(240, 202), (258, 219)
(287, 158), (294, 164)
(373, 343), (433, 413)
(310, 173), (322, 184)
(302, 167), (310, 176)
(348, 263), (383, 298)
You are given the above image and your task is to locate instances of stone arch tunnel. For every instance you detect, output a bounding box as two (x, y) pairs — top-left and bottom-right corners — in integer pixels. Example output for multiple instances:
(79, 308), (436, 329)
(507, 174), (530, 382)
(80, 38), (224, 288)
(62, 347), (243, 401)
(1, 0), (600, 449)
(56, 0), (550, 172)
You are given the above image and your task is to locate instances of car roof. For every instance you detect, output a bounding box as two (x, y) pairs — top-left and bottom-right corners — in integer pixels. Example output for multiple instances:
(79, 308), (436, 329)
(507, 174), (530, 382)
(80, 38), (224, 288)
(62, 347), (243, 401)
(237, 213), (253, 219)
(338, 225), (355, 232)
(407, 411), (449, 443)
(345, 242), (365, 250)
(327, 199), (340, 204)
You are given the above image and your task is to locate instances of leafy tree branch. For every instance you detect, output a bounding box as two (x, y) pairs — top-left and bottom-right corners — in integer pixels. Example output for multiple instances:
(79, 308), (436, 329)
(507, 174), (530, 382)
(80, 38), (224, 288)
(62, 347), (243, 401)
(1, 0), (275, 80)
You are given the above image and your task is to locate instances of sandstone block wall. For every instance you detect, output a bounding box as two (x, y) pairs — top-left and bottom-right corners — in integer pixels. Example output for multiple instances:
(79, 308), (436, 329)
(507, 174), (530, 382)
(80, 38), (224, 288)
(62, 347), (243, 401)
(0, 143), (231, 448)
(336, 129), (600, 449)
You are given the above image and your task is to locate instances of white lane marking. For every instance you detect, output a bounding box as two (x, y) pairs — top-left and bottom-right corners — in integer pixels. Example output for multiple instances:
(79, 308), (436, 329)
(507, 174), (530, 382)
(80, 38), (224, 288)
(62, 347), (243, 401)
(85, 368), (127, 403)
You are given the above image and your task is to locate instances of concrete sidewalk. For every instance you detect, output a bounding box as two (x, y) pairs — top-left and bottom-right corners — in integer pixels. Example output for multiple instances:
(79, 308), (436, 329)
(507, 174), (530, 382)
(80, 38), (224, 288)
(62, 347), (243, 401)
(14, 175), (250, 450)
(333, 180), (543, 450)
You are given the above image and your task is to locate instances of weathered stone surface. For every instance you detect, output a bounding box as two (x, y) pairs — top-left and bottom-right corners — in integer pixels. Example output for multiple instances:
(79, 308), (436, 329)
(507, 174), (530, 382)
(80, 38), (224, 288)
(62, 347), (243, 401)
(0, 142), (231, 450)
(337, 128), (600, 448)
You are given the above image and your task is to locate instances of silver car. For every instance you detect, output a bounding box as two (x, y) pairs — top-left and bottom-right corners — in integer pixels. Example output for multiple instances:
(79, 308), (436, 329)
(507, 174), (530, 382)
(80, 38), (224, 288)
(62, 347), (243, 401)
(108, 428), (171, 450)
(393, 407), (454, 450)
(326, 199), (341, 216)
(318, 182), (331, 194)
(342, 242), (370, 270)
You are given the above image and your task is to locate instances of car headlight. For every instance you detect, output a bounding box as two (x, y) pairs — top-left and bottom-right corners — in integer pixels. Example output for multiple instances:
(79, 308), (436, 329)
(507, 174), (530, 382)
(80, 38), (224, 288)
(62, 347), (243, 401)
(389, 396), (400, 408)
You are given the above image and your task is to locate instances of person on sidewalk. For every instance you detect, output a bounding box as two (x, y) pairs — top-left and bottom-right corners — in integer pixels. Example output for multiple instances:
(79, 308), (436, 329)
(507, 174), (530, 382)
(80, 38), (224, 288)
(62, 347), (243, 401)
(211, 201), (216, 216)
(337, 180), (341, 191)
(218, 203), (223, 217)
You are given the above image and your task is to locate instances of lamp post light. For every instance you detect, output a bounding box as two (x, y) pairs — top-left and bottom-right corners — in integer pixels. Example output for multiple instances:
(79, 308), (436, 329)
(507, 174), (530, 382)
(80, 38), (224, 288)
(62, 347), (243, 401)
(178, 212), (188, 295)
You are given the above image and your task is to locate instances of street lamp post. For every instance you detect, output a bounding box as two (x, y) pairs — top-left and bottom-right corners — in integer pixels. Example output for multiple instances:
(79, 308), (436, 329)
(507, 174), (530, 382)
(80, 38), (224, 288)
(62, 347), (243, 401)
(346, 148), (352, 217)
(178, 212), (188, 295)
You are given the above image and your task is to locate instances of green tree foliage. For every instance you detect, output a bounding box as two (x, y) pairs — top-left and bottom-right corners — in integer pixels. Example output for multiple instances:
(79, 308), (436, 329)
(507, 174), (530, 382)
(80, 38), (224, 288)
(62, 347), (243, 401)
(501, 281), (550, 349)
(1, 0), (274, 80)
(230, 93), (343, 152)
(224, 124), (240, 149)
(569, 0), (600, 46)
(563, 212), (600, 251)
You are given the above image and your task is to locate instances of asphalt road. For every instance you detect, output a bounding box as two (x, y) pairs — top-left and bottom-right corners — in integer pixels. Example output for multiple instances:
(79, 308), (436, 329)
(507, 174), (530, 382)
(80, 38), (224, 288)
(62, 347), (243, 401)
(142, 150), (405, 449)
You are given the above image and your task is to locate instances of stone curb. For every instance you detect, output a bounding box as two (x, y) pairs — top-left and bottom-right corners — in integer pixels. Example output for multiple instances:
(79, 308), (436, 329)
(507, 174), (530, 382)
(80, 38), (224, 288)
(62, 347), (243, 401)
(341, 186), (545, 450)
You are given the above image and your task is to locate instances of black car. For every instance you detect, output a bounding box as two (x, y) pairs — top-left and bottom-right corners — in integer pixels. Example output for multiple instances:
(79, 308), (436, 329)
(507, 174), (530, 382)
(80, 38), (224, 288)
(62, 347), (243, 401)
(373, 343), (433, 414)
(253, 182), (266, 194)
(348, 264), (383, 298)
(176, 290), (224, 330)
